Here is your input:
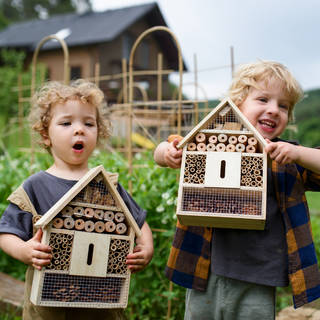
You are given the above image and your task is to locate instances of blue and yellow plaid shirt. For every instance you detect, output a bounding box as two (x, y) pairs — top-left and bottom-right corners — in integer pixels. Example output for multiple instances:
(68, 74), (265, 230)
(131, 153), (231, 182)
(165, 142), (320, 308)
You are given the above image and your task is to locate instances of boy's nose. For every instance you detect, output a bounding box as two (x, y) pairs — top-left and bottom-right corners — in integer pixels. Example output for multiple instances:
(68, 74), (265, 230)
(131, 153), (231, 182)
(267, 102), (279, 115)
(74, 127), (85, 136)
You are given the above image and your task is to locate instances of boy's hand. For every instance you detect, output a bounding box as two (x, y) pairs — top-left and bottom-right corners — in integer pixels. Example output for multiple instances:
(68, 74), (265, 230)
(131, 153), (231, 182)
(165, 138), (183, 169)
(265, 139), (300, 166)
(22, 229), (52, 270)
(126, 244), (154, 274)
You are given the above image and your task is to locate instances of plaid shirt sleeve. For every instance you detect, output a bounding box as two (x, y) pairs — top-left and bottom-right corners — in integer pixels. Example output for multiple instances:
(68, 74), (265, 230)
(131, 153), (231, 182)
(272, 143), (320, 308)
(164, 220), (212, 291)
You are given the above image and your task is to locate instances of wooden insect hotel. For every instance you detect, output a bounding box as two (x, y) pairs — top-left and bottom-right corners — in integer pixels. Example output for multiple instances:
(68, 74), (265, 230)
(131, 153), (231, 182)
(176, 98), (268, 230)
(30, 165), (142, 308)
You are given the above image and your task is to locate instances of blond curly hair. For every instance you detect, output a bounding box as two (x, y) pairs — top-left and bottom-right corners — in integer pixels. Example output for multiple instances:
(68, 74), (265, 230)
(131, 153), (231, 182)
(228, 60), (304, 123)
(28, 79), (112, 152)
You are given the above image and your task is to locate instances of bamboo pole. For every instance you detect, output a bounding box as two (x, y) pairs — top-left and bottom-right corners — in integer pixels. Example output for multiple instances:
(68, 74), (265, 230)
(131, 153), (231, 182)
(157, 53), (163, 143)
(17, 74), (23, 148)
(194, 54), (199, 123)
(30, 35), (70, 173)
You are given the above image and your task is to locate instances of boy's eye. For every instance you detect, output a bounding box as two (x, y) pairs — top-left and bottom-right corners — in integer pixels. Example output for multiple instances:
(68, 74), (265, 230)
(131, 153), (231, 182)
(62, 122), (71, 126)
(85, 123), (94, 127)
(280, 104), (288, 110)
(259, 98), (267, 103)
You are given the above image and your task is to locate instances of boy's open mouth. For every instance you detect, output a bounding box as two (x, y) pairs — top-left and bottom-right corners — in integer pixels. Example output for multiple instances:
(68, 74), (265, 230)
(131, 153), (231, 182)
(259, 120), (275, 129)
(73, 141), (84, 150)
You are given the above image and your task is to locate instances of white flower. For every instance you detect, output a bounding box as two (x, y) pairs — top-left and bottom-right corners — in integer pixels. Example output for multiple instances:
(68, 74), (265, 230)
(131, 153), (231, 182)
(161, 218), (168, 224)
(174, 197), (178, 205)
(140, 184), (146, 191)
(172, 214), (177, 220)
(166, 198), (174, 205)
(162, 192), (170, 200)
(93, 149), (100, 156)
(135, 153), (142, 160)
(156, 205), (165, 212)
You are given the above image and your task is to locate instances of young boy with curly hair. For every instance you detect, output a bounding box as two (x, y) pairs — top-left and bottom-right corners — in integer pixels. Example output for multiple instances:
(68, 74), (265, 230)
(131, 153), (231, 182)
(0, 79), (154, 320)
(154, 60), (320, 319)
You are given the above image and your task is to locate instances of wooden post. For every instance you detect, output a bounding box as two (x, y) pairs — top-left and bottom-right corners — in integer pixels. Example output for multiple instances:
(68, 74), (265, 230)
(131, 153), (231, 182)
(17, 74), (23, 148)
(94, 62), (100, 87)
(231, 46), (234, 78)
(157, 53), (163, 143)
(194, 54), (199, 124)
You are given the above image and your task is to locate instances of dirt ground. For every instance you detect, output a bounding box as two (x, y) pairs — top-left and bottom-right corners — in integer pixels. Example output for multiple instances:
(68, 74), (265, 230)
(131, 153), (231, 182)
(277, 306), (320, 320)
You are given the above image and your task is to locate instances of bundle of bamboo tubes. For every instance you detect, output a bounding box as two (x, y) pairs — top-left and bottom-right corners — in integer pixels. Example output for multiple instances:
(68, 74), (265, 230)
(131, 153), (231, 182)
(107, 239), (131, 275)
(240, 156), (264, 188)
(183, 154), (206, 184)
(46, 233), (74, 271)
(52, 205), (127, 235)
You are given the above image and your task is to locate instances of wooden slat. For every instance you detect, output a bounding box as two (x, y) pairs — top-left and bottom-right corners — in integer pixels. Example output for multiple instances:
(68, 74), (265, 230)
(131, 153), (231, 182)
(0, 272), (24, 316)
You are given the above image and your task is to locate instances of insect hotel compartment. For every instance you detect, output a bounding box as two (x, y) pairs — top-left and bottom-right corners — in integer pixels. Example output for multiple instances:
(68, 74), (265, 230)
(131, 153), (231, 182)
(176, 98), (267, 230)
(31, 166), (142, 309)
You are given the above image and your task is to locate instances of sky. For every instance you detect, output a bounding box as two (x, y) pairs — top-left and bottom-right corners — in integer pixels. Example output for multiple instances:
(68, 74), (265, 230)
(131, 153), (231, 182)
(90, 0), (320, 101)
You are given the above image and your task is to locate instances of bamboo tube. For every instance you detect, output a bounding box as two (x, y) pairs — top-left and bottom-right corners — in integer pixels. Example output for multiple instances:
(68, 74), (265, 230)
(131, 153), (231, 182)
(105, 221), (116, 232)
(115, 223), (127, 235)
(238, 135), (248, 145)
(207, 143), (215, 151)
(62, 206), (74, 217)
(184, 170), (190, 176)
(95, 221), (106, 233)
(64, 217), (75, 229)
(208, 135), (217, 144)
(216, 143), (226, 152)
(248, 137), (258, 147)
(94, 209), (104, 220)
(187, 142), (197, 151)
(195, 132), (206, 144)
(246, 145), (256, 153)
(190, 167), (195, 173)
(84, 220), (94, 232)
(73, 207), (84, 218)
(228, 136), (238, 145)
(197, 143), (206, 151)
(184, 177), (190, 183)
(250, 181), (257, 187)
(218, 133), (228, 144)
(84, 208), (94, 219)
(74, 219), (85, 230)
(194, 177), (199, 183)
(53, 218), (64, 229)
(115, 212), (125, 223)
(104, 211), (114, 221)
(235, 143), (245, 152)
(256, 175), (263, 182)
(226, 144), (236, 152)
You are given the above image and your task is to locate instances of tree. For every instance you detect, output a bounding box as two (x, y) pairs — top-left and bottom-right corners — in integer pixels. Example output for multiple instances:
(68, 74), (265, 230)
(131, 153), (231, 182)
(0, 0), (91, 23)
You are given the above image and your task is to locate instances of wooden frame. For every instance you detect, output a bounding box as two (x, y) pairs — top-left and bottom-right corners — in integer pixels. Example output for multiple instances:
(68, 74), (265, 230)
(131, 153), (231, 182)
(176, 98), (268, 230)
(31, 165), (140, 308)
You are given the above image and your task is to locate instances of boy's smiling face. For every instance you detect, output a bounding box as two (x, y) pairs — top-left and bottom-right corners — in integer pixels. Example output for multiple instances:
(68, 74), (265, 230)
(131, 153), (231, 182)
(237, 79), (290, 141)
(43, 99), (98, 170)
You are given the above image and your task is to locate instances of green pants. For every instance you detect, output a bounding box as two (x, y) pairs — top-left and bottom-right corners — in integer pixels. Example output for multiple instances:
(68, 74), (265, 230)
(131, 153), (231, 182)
(185, 272), (276, 320)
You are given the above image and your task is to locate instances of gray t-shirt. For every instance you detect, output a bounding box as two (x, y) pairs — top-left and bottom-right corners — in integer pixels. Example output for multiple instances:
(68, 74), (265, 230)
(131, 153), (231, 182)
(0, 171), (147, 241)
(210, 168), (288, 287)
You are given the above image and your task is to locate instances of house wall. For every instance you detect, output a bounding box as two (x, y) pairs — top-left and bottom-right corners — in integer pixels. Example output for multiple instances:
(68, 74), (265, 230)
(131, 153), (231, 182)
(25, 46), (98, 82)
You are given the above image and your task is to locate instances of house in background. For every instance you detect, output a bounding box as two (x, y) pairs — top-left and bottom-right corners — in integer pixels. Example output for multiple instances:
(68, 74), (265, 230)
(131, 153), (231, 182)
(0, 2), (187, 103)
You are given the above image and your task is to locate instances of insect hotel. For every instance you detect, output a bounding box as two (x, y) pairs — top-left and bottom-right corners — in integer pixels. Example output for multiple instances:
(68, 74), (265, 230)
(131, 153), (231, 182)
(30, 165), (142, 308)
(176, 97), (268, 230)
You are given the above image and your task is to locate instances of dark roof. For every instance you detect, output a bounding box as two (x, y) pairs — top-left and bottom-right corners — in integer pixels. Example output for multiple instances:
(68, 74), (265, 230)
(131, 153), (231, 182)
(0, 2), (187, 70)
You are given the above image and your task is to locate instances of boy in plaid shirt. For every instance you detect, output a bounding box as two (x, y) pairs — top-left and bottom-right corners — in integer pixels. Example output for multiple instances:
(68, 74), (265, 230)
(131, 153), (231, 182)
(154, 60), (320, 320)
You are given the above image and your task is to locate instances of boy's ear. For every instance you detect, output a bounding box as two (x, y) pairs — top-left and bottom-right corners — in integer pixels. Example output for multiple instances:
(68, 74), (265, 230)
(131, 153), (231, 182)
(42, 133), (51, 146)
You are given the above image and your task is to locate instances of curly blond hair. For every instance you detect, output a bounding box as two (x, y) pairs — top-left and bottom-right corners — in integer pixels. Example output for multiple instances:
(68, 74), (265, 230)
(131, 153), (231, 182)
(28, 79), (112, 152)
(228, 60), (304, 123)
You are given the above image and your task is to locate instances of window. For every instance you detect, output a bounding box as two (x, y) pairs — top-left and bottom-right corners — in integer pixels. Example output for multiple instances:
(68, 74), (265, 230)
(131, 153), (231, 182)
(122, 33), (135, 61)
(70, 67), (81, 80)
(140, 40), (149, 69)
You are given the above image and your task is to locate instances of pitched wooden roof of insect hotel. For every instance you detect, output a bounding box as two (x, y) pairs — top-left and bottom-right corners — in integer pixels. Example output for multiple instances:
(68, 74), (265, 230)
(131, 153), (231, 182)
(176, 98), (268, 230)
(31, 165), (141, 309)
